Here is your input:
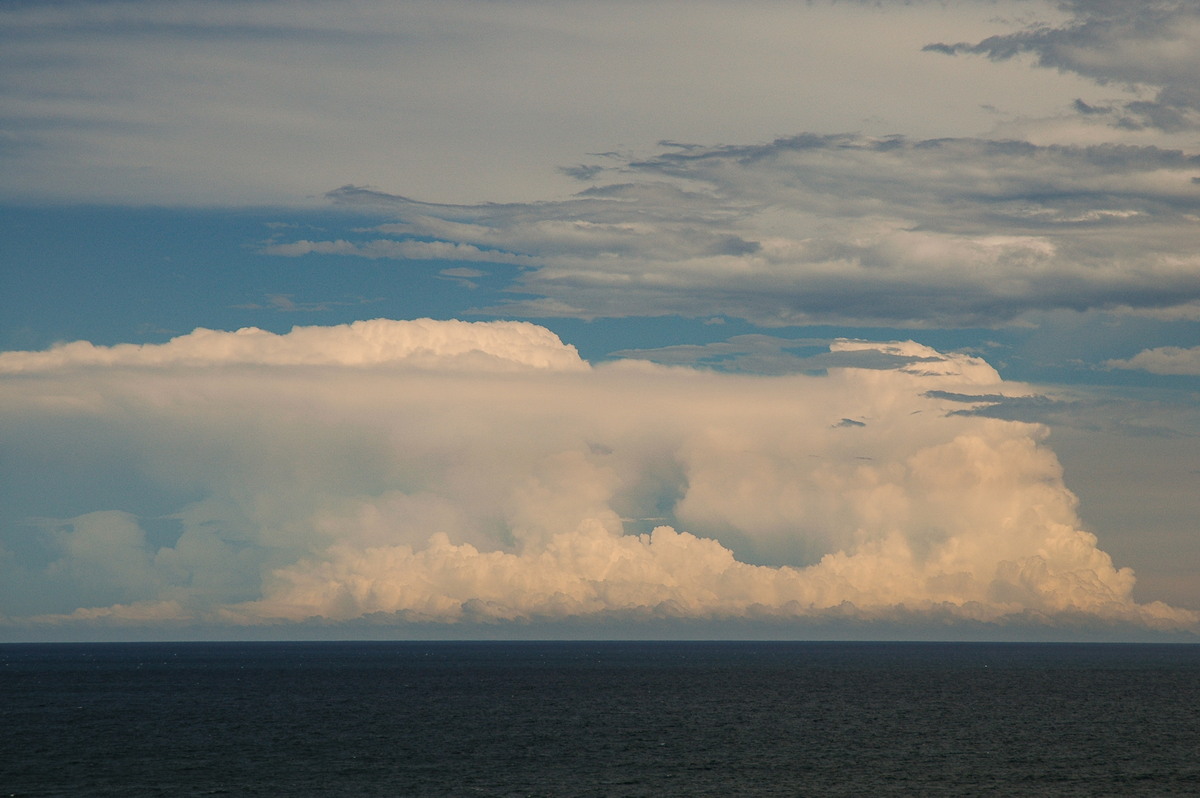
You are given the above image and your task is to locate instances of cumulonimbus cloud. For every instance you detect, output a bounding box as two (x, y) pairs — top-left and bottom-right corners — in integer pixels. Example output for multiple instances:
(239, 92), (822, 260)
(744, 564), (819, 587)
(1, 319), (1193, 633)
(267, 132), (1200, 329)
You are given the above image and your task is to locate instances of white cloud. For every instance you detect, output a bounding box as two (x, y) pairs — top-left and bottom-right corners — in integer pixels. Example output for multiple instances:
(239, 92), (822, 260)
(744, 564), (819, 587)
(0, 318), (587, 373)
(1, 319), (1192, 634)
(1107, 345), (1200, 375)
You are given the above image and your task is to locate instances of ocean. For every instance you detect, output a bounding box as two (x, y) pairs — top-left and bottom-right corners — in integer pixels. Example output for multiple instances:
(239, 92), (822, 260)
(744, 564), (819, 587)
(2, 641), (1197, 796)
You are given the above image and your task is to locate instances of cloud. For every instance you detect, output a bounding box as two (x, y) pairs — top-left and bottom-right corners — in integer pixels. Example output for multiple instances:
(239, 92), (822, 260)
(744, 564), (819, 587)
(271, 134), (1200, 328)
(0, 0), (1118, 206)
(2, 319), (1193, 634)
(926, 0), (1200, 132)
(263, 238), (534, 265)
(609, 335), (946, 374)
(0, 318), (588, 373)
(1107, 345), (1200, 375)
(231, 293), (378, 313)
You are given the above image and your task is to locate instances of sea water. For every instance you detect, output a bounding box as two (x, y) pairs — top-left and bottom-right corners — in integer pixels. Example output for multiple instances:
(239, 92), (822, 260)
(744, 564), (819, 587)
(2, 641), (1198, 796)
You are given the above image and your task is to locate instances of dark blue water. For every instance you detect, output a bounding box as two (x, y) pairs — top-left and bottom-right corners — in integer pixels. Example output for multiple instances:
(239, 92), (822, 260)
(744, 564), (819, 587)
(2, 641), (1198, 796)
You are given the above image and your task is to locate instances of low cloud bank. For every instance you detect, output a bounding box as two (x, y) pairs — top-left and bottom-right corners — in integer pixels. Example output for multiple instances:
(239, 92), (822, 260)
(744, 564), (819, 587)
(1, 320), (1193, 635)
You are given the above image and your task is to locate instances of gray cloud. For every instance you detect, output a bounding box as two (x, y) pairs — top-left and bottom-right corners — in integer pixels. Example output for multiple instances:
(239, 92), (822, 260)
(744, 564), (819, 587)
(5, 0), (1058, 206)
(928, 390), (1086, 425)
(925, 1), (1200, 132)
(611, 335), (945, 374)
(926, 385), (1200, 441)
(289, 134), (1200, 328)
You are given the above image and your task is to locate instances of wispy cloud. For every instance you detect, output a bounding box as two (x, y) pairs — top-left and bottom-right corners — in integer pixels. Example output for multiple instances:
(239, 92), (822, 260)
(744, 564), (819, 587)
(610, 335), (945, 375)
(231, 293), (381, 313)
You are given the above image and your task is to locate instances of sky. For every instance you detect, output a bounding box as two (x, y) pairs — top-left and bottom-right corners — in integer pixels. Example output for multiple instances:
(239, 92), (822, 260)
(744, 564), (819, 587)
(2, 0), (1200, 642)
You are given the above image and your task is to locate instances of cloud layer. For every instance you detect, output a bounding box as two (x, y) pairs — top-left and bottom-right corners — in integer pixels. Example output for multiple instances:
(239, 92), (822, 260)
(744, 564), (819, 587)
(268, 133), (1200, 328)
(0, 0), (1122, 205)
(1, 320), (1192, 633)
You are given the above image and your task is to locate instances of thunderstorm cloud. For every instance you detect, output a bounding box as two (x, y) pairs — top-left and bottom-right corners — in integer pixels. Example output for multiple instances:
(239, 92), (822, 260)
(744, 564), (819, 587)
(1, 320), (1192, 634)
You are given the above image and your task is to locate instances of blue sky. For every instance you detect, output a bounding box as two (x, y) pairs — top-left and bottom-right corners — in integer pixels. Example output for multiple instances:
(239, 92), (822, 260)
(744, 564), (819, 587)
(2, 0), (1200, 640)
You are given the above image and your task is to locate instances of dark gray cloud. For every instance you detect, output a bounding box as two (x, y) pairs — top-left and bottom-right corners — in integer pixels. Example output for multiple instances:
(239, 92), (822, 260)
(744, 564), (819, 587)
(925, 0), (1200, 131)
(927, 386), (1199, 439)
(928, 390), (1084, 424)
